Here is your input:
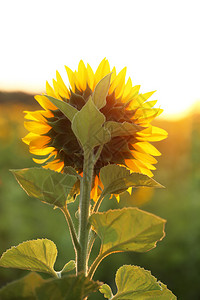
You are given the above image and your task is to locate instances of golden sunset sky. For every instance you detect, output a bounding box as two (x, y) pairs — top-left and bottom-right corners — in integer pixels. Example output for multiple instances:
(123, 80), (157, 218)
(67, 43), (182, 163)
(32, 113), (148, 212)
(0, 0), (200, 119)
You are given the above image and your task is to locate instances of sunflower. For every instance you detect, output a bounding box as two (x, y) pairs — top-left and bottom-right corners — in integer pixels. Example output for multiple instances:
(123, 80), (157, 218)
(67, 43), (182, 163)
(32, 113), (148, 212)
(23, 58), (167, 200)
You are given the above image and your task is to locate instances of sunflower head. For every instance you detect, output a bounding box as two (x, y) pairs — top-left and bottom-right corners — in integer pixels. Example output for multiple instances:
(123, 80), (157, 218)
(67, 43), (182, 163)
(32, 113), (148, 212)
(23, 58), (167, 199)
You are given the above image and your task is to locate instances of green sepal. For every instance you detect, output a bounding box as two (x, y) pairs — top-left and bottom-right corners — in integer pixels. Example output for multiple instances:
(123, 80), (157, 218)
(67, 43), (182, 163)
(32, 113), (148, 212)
(100, 265), (176, 299)
(11, 167), (77, 207)
(0, 239), (58, 277)
(100, 164), (163, 196)
(89, 208), (166, 255)
(104, 121), (143, 137)
(0, 272), (45, 300)
(92, 73), (111, 109)
(71, 96), (111, 152)
(46, 95), (78, 121)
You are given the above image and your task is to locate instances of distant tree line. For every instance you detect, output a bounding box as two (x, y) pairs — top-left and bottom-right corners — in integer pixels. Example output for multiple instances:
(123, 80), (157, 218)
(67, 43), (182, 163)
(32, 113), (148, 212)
(0, 91), (36, 105)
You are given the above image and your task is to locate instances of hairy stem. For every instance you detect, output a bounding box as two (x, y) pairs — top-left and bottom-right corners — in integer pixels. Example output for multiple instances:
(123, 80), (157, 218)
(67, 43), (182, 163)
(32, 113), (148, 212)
(61, 206), (80, 254)
(77, 150), (94, 275)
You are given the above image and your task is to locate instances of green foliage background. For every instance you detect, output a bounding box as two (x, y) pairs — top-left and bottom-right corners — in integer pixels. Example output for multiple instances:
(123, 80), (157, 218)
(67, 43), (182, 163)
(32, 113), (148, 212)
(0, 94), (200, 299)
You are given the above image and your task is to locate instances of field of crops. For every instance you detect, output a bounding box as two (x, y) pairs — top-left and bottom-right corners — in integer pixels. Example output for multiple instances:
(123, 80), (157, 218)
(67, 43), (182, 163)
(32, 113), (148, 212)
(0, 95), (200, 299)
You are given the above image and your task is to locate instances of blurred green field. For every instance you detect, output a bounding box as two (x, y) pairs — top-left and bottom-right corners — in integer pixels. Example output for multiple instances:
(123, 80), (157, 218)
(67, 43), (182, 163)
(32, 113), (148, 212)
(0, 98), (200, 299)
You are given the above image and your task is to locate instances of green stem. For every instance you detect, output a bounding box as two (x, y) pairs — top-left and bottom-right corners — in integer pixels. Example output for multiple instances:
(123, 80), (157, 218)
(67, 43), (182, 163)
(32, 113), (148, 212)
(61, 206), (80, 254)
(77, 150), (94, 275)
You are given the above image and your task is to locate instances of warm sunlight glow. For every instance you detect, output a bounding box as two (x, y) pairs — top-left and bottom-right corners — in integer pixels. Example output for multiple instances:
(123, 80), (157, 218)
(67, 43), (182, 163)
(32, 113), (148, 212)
(0, 0), (199, 120)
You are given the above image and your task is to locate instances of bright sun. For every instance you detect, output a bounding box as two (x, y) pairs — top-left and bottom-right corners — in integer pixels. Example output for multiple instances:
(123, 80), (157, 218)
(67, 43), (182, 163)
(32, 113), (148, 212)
(0, 1), (200, 120)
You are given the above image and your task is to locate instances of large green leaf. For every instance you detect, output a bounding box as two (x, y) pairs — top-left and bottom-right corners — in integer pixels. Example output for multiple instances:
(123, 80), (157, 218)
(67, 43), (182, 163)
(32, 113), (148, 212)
(100, 164), (163, 196)
(46, 95), (78, 121)
(0, 272), (45, 300)
(100, 265), (176, 299)
(89, 208), (166, 255)
(11, 167), (77, 207)
(71, 96), (111, 152)
(0, 239), (58, 277)
(35, 273), (101, 300)
(0, 272), (100, 300)
(92, 73), (111, 109)
(104, 121), (143, 137)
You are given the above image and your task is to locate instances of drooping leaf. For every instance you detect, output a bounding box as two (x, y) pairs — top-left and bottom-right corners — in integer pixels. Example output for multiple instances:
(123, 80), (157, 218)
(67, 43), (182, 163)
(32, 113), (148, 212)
(89, 208), (166, 255)
(100, 265), (176, 299)
(46, 95), (78, 121)
(100, 164), (163, 196)
(104, 121), (143, 137)
(0, 239), (58, 277)
(0, 272), (45, 300)
(11, 168), (77, 207)
(99, 284), (113, 299)
(35, 273), (101, 300)
(72, 96), (111, 152)
(92, 73), (111, 109)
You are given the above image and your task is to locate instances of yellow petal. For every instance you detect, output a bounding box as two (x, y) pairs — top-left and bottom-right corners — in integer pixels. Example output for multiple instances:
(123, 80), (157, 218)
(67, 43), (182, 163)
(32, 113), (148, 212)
(32, 153), (54, 164)
(94, 58), (110, 87)
(56, 71), (70, 98)
(121, 77), (133, 101)
(87, 63), (95, 90)
(134, 108), (163, 122)
(77, 60), (87, 91)
(24, 110), (53, 122)
(133, 142), (161, 156)
(33, 157), (50, 164)
(137, 126), (168, 142)
(91, 175), (98, 202)
(44, 160), (64, 172)
(125, 159), (141, 173)
(24, 121), (51, 134)
(29, 136), (51, 148)
(137, 127), (152, 136)
(110, 66), (116, 83)
(29, 146), (55, 155)
(142, 162), (156, 170)
(142, 100), (158, 109)
(65, 65), (75, 92)
(138, 111), (163, 125)
(109, 67), (127, 98)
(115, 194), (120, 203)
(22, 132), (40, 145)
(126, 85), (141, 105)
(131, 90), (156, 108)
(131, 150), (157, 164)
(127, 187), (132, 195)
(46, 81), (57, 98)
(35, 95), (57, 111)
(53, 79), (62, 100)
(134, 160), (154, 177)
